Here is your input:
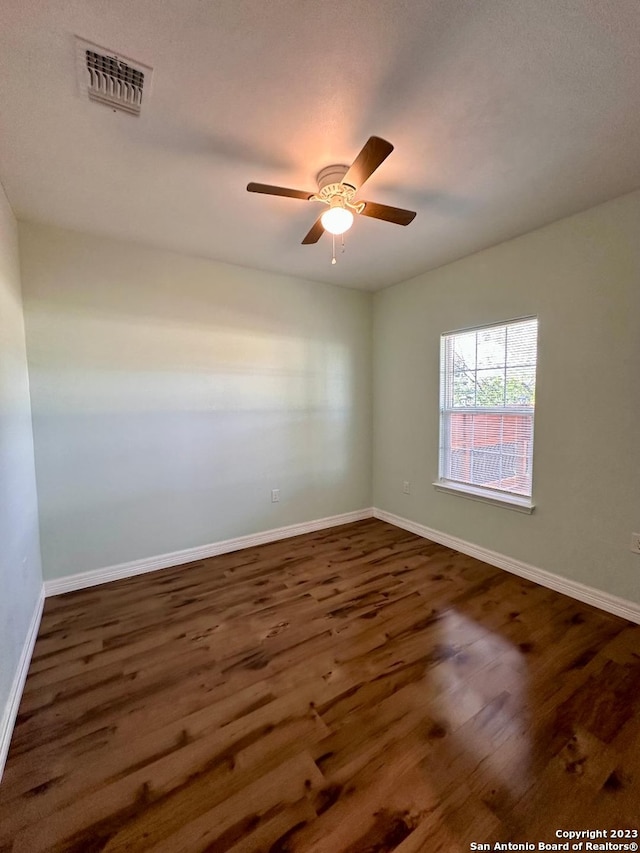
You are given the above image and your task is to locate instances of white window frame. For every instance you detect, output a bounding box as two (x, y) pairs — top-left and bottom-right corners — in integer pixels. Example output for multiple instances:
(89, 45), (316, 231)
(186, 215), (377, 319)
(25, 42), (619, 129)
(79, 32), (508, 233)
(433, 316), (538, 513)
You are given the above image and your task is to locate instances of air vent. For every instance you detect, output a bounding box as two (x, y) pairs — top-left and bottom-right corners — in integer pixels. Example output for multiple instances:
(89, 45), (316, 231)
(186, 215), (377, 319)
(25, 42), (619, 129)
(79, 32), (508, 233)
(75, 38), (153, 116)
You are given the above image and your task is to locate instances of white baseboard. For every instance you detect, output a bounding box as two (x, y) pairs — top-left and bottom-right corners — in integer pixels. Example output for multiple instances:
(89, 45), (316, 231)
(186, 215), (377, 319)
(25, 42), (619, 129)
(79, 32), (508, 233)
(1, 585), (45, 782)
(44, 508), (375, 597)
(373, 508), (640, 625)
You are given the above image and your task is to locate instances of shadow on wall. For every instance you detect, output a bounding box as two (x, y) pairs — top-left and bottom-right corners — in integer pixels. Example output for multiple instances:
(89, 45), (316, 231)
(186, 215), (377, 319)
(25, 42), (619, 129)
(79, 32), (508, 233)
(28, 302), (362, 577)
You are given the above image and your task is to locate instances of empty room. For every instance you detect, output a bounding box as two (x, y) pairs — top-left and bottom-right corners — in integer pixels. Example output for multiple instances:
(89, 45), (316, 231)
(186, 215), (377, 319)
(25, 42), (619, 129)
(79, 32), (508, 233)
(1, 1), (640, 850)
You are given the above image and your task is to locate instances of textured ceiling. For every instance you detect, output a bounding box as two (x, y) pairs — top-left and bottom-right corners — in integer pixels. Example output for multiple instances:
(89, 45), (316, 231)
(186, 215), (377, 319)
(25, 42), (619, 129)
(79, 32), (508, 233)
(1, 0), (640, 290)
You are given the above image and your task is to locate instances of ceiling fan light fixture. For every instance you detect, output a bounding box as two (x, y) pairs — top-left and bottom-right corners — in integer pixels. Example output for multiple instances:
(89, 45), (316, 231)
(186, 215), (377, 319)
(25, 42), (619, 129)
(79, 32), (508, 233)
(321, 197), (354, 235)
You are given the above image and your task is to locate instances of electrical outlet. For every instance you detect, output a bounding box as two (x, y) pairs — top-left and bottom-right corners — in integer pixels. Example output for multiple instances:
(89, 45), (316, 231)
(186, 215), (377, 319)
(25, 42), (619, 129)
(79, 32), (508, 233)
(402, 481), (410, 495)
(631, 533), (640, 555)
(271, 489), (280, 503)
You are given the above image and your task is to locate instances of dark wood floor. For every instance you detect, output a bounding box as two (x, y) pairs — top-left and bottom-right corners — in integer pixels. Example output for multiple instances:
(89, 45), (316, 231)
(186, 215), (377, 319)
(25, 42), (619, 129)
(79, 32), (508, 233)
(1, 519), (639, 852)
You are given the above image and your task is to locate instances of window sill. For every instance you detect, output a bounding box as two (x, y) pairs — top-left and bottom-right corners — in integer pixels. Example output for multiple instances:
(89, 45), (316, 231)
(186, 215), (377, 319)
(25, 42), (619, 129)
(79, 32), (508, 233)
(432, 480), (535, 514)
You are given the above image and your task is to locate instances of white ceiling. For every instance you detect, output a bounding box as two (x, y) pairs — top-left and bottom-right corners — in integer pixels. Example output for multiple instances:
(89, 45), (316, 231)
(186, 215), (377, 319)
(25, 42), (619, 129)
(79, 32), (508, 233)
(2, 0), (640, 291)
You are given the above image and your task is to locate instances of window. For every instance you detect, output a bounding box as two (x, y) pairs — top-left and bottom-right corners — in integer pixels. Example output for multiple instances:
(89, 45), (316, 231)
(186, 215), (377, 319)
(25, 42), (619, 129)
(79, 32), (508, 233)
(436, 317), (538, 511)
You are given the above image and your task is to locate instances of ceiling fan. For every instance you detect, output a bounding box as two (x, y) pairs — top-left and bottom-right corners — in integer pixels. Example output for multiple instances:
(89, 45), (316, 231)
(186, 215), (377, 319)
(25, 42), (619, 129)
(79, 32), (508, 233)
(247, 136), (416, 247)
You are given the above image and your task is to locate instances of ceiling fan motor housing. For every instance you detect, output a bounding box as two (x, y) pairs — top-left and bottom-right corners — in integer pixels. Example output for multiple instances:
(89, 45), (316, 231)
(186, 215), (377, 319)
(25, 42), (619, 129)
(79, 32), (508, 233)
(316, 164), (349, 190)
(314, 164), (363, 213)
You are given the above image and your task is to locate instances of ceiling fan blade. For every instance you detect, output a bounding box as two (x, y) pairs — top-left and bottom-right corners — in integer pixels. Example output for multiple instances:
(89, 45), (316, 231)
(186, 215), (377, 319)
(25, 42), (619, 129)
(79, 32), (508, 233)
(302, 216), (325, 244)
(359, 201), (416, 226)
(341, 137), (394, 190)
(247, 182), (313, 201)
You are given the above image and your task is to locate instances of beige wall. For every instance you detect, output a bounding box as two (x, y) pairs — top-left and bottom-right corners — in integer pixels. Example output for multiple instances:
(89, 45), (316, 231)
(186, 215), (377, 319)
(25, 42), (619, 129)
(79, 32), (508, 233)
(15, 190), (640, 604)
(19, 223), (372, 580)
(373, 190), (640, 603)
(0, 186), (42, 735)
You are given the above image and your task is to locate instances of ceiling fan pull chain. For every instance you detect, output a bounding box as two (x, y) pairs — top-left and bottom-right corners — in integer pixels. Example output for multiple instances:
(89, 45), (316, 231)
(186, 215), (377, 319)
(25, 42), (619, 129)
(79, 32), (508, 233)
(341, 233), (345, 253)
(331, 233), (337, 265)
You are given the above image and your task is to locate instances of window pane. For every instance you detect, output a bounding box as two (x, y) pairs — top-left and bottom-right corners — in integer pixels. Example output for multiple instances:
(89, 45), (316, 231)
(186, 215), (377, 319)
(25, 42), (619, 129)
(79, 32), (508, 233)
(475, 368), (505, 407)
(452, 369), (476, 407)
(453, 331), (477, 370)
(505, 366), (536, 406)
(444, 412), (533, 495)
(476, 325), (506, 369)
(506, 319), (537, 366)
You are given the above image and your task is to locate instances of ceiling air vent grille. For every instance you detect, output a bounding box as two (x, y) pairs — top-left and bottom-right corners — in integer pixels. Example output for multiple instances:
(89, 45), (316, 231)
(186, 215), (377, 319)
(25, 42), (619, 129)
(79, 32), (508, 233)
(86, 50), (144, 114)
(75, 38), (153, 116)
